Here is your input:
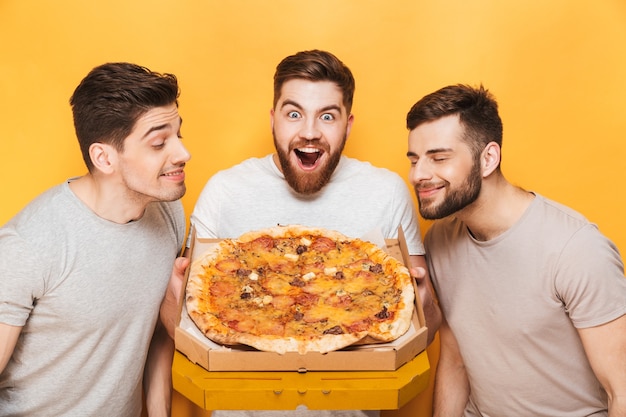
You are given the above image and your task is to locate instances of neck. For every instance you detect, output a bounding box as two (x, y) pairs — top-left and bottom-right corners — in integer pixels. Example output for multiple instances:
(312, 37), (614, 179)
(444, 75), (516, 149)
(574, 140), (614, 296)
(458, 177), (534, 241)
(69, 175), (148, 224)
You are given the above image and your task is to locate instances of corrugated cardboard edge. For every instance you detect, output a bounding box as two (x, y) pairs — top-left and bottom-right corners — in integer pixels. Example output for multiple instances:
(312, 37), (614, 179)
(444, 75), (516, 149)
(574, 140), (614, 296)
(175, 225), (428, 372)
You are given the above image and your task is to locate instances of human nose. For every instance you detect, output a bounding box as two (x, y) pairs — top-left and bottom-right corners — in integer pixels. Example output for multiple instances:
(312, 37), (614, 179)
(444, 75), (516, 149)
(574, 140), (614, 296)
(172, 137), (191, 164)
(409, 159), (431, 185)
(299, 118), (321, 140)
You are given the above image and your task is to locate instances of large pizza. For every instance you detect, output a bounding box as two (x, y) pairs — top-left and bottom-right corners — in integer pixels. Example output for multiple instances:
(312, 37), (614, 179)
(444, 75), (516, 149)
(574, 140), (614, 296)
(185, 225), (415, 354)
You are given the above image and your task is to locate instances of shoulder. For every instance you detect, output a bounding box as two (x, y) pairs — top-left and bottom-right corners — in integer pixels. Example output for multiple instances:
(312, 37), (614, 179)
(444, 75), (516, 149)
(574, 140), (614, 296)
(0, 183), (77, 267)
(2, 183), (73, 235)
(338, 156), (406, 185)
(341, 156), (399, 176)
(213, 155), (274, 179)
(200, 155), (277, 193)
(534, 194), (589, 225)
(530, 194), (611, 250)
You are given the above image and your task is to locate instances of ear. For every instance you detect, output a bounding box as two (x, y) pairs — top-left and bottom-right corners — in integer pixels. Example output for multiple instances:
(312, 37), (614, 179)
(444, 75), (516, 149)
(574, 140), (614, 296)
(481, 141), (501, 178)
(345, 113), (354, 138)
(89, 143), (117, 175)
(270, 108), (275, 130)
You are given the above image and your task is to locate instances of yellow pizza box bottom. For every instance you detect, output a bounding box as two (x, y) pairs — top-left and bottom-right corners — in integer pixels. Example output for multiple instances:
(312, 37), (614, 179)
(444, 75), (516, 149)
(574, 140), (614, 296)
(175, 227), (428, 372)
(172, 349), (431, 410)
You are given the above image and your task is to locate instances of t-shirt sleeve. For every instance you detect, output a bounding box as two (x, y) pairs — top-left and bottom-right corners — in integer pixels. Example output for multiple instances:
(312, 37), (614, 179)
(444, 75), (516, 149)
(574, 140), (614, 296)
(555, 224), (626, 328)
(0, 230), (46, 326)
(188, 175), (223, 246)
(393, 177), (425, 256)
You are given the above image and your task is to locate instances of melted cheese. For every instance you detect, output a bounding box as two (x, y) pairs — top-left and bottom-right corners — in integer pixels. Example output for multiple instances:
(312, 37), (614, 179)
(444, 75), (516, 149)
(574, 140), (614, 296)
(200, 233), (409, 339)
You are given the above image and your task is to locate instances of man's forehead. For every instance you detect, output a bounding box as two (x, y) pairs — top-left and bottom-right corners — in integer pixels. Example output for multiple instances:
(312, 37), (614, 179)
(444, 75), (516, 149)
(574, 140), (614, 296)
(408, 115), (466, 149)
(137, 104), (179, 124)
(278, 80), (344, 107)
(132, 104), (180, 137)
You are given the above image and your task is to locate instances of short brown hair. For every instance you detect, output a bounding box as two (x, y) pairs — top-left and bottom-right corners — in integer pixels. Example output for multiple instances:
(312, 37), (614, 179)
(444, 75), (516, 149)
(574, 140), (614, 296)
(273, 50), (355, 113)
(70, 62), (179, 172)
(406, 84), (503, 159)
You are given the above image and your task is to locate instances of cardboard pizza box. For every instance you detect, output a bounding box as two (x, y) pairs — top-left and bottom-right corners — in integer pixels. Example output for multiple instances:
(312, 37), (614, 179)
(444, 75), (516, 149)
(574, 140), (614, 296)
(174, 226), (428, 372)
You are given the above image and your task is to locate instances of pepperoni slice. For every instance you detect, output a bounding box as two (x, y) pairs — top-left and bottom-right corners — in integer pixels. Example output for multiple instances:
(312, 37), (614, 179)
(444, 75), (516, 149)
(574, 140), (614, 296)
(309, 236), (336, 253)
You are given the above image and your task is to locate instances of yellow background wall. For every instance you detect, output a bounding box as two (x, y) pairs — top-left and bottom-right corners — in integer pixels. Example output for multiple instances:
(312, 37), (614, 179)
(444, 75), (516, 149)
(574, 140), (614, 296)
(1, 1), (625, 416)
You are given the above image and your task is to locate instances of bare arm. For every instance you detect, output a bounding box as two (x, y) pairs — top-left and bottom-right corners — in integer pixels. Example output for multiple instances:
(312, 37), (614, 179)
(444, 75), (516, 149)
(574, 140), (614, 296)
(160, 256), (190, 340)
(143, 321), (174, 417)
(433, 317), (469, 417)
(143, 256), (190, 416)
(578, 315), (626, 417)
(409, 254), (442, 345)
(0, 323), (21, 374)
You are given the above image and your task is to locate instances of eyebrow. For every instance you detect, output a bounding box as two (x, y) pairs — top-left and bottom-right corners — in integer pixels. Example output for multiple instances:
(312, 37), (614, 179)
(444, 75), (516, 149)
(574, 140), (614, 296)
(280, 100), (342, 114)
(141, 116), (183, 139)
(407, 147), (454, 158)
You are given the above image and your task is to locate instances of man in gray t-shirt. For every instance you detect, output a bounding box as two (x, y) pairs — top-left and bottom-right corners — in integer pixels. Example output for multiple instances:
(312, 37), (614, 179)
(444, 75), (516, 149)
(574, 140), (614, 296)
(0, 62), (191, 416)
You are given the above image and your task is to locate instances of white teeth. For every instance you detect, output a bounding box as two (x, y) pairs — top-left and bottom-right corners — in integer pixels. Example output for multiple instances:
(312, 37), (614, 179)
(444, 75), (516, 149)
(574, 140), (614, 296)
(297, 148), (320, 153)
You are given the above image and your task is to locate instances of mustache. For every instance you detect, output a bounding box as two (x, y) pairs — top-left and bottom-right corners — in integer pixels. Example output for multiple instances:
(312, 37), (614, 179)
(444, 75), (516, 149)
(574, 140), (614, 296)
(289, 139), (329, 152)
(414, 181), (445, 191)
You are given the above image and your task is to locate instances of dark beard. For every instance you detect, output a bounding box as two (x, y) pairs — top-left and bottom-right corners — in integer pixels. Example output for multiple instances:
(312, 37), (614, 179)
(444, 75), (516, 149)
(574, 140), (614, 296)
(273, 133), (346, 195)
(417, 158), (482, 220)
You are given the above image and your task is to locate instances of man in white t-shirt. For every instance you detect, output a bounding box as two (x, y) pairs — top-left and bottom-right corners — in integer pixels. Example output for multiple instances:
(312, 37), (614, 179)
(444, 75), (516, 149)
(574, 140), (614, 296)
(183, 50), (442, 417)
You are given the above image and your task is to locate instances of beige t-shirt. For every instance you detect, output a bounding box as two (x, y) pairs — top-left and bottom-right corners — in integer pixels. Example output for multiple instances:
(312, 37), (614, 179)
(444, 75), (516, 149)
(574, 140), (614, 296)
(426, 194), (625, 416)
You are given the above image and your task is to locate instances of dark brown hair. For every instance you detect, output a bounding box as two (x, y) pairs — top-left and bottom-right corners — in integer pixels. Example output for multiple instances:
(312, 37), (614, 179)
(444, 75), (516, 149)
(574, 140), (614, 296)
(273, 50), (355, 113)
(70, 62), (179, 172)
(406, 84), (503, 158)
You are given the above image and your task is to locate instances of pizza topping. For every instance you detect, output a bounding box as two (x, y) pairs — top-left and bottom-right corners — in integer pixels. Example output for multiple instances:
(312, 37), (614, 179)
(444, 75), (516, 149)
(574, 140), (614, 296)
(302, 272), (316, 281)
(309, 237), (336, 253)
(323, 325), (344, 335)
(284, 253), (299, 261)
(375, 306), (391, 320)
(186, 225), (415, 354)
(290, 277), (306, 287)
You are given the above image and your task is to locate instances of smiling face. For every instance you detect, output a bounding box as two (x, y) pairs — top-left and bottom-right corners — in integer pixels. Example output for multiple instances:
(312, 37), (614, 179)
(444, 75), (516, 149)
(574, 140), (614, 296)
(271, 79), (353, 195)
(407, 115), (482, 220)
(114, 103), (191, 204)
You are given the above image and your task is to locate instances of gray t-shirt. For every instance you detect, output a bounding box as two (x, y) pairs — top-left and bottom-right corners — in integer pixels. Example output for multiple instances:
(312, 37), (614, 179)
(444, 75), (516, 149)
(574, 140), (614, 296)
(426, 194), (626, 416)
(0, 181), (185, 416)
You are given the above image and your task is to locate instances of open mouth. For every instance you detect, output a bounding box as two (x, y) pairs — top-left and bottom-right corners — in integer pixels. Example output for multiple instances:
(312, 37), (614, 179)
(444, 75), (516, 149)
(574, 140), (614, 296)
(160, 166), (186, 181)
(294, 148), (323, 169)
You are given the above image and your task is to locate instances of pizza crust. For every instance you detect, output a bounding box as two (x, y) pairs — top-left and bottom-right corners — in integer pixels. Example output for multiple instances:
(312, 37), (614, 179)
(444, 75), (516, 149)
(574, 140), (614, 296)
(186, 225), (415, 354)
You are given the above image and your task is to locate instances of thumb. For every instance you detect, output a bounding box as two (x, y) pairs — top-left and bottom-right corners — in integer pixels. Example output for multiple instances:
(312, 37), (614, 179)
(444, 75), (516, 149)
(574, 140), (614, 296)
(410, 266), (426, 283)
(174, 256), (190, 279)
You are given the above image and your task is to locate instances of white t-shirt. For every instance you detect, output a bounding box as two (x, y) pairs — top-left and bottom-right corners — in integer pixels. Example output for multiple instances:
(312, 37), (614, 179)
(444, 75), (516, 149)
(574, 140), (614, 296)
(189, 155), (424, 417)
(190, 154), (424, 254)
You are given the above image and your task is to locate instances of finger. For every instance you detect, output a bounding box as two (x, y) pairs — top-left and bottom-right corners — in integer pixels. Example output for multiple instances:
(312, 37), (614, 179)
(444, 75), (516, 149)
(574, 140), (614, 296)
(174, 257), (190, 278)
(410, 266), (426, 281)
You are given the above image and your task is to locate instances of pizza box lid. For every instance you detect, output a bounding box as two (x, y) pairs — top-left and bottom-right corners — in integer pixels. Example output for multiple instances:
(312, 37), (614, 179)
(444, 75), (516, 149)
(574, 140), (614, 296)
(174, 226), (428, 372)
